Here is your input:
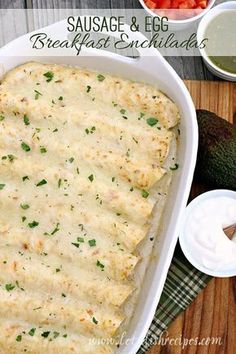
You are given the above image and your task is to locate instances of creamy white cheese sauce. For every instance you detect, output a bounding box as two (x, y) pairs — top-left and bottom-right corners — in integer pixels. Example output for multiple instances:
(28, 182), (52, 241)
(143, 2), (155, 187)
(184, 196), (236, 271)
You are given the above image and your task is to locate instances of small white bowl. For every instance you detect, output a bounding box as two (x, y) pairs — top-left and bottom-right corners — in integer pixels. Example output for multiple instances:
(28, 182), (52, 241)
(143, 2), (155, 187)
(197, 1), (236, 81)
(179, 190), (236, 277)
(139, 0), (216, 30)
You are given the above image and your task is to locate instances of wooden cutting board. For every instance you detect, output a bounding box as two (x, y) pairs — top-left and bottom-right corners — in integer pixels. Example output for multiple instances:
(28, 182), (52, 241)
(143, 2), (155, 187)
(149, 80), (236, 354)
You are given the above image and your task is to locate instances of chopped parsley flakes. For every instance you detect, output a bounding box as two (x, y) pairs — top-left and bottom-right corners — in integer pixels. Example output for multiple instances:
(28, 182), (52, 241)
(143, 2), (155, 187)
(86, 85), (91, 93)
(43, 71), (54, 82)
(92, 317), (98, 324)
(22, 176), (29, 182)
(20, 203), (30, 210)
(141, 190), (149, 198)
(170, 163), (179, 171)
(51, 223), (60, 235)
(41, 331), (50, 338)
(16, 334), (22, 342)
(36, 179), (47, 187)
(71, 242), (80, 248)
(85, 126), (96, 135)
(88, 174), (94, 182)
(0, 184), (5, 190)
(88, 239), (96, 247)
(28, 328), (36, 336)
(40, 146), (47, 154)
(96, 260), (105, 271)
(68, 157), (74, 163)
(0, 114), (5, 121)
(97, 74), (105, 82)
(23, 114), (30, 125)
(146, 117), (158, 127)
(28, 220), (39, 228)
(5, 283), (15, 291)
(34, 90), (42, 100)
(21, 142), (31, 152)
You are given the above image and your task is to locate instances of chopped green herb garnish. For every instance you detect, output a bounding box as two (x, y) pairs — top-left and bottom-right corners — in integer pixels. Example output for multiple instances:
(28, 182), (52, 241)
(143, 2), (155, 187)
(146, 117), (158, 126)
(28, 221), (39, 228)
(21, 142), (31, 152)
(5, 283), (15, 291)
(120, 109), (126, 115)
(71, 242), (80, 248)
(43, 71), (54, 82)
(22, 216), (26, 222)
(130, 187), (134, 192)
(68, 157), (74, 163)
(58, 96), (63, 101)
(92, 317), (98, 324)
(58, 178), (62, 188)
(88, 174), (94, 182)
(61, 293), (66, 297)
(16, 280), (24, 291)
(0, 114), (5, 121)
(34, 90), (42, 100)
(41, 331), (50, 338)
(51, 223), (60, 235)
(28, 328), (36, 336)
(170, 163), (179, 171)
(53, 128), (58, 133)
(7, 154), (15, 162)
(85, 126), (96, 135)
(20, 203), (30, 210)
(88, 239), (96, 247)
(112, 101), (118, 107)
(53, 331), (60, 339)
(16, 334), (22, 342)
(22, 176), (29, 182)
(23, 114), (30, 125)
(40, 146), (47, 154)
(36, 179), (47, 187)
(141, 190), (149, 198)
(86, 85), (91, 93)
(62, 334), (67, 338)
(76, 168), (80, 175)
(0, 184), (5, 190)
(139, 112), (145, 120)
(76, 237), (84, 243)
(97, 74), (105, 82)
(96, 260), (105, 270)
(112, 177), (115, 182)
(56, 268), (60, 273)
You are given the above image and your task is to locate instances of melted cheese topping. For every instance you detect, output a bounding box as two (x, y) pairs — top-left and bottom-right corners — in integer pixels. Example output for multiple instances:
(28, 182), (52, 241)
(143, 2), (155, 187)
(0, 62), (180, 354)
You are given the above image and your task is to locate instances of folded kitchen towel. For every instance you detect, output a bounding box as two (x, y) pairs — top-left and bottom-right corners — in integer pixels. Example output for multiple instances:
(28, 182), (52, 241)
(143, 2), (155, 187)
(137, 242), (212, 354)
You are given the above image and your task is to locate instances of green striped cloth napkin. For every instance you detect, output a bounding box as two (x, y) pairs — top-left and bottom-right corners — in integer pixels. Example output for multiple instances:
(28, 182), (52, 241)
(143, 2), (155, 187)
(138, 242), (211, 353)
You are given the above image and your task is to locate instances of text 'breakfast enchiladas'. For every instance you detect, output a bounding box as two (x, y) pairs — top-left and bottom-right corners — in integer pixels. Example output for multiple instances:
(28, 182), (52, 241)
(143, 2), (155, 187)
(0, 62), (180, 354)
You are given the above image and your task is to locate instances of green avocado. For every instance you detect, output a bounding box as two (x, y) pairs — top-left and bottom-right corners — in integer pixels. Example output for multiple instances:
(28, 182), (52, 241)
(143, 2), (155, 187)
(196, 109), (236, 190)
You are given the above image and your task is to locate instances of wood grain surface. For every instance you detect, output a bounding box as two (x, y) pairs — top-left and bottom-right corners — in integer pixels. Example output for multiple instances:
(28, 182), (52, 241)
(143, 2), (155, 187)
(148, 80), (236, 354)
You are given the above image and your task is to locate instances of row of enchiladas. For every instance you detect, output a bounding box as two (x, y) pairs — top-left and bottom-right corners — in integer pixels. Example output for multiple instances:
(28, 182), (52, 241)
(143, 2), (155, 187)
(0, 62), (180, 353)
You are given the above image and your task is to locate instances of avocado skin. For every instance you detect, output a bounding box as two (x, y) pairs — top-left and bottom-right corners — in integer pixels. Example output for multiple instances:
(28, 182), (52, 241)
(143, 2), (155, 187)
(196, 109), (236, 190)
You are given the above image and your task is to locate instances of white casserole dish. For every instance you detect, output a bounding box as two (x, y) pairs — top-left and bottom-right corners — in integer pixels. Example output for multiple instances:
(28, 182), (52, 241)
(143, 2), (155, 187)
(0, 19), (198, 354)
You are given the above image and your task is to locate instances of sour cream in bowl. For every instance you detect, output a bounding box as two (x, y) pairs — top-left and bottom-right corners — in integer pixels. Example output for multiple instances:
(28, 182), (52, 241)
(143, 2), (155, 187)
(179, 190), (236, 277)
